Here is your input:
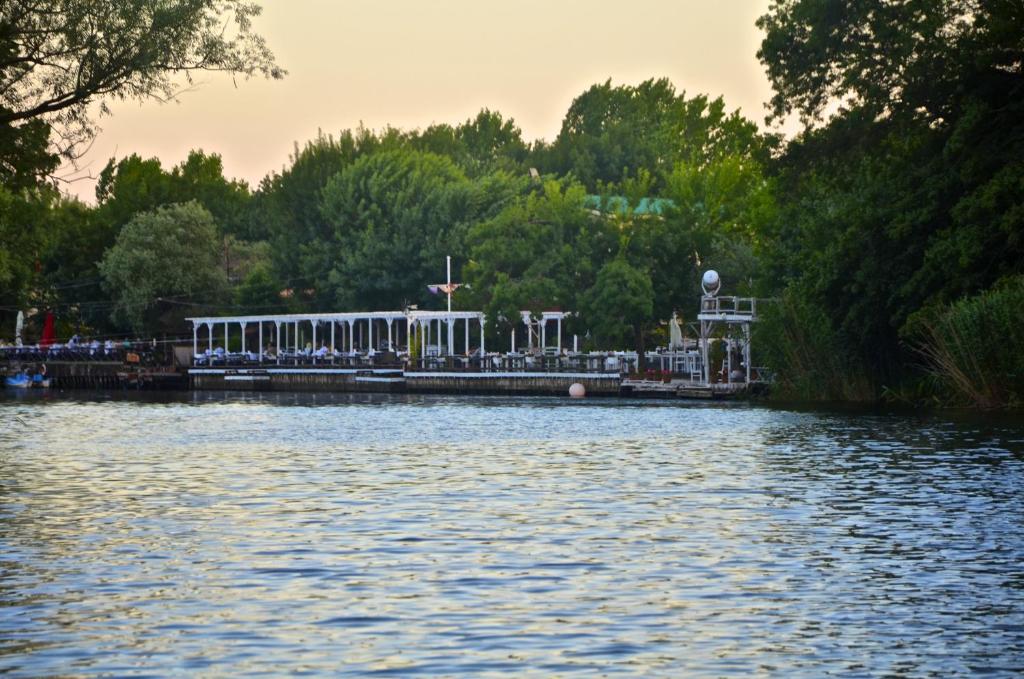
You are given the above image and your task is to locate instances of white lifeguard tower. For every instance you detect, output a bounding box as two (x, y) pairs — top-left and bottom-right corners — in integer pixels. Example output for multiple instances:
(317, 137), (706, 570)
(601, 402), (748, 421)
(697, 270), (758, 388)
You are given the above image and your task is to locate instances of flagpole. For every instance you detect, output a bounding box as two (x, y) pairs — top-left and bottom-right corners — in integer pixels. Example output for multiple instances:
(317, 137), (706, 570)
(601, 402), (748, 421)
(446, 255), (453, 355)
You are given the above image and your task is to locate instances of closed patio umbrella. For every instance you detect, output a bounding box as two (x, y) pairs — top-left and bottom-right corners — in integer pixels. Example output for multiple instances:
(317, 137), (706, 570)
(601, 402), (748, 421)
(669, 312), (684, 350)
(40, 312), (55, 347)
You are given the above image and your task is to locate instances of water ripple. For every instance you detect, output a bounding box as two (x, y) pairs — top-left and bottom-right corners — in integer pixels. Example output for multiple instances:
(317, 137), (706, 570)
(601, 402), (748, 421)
(1, 392), (1022, 676)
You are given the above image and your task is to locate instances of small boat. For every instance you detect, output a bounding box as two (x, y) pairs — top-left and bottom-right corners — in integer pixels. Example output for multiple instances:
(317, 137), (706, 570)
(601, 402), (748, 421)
(4, 371), (50, 389)
(4, 372), (31, 388)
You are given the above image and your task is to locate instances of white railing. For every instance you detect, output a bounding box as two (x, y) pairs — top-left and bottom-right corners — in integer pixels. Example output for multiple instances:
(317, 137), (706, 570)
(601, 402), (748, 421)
(699, 296), (757, 318)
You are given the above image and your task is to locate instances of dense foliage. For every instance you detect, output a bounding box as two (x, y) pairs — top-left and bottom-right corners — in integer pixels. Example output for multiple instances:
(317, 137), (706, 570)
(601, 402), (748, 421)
(2, 1), (1021, 405)
(99, 202), (226, 333)
(755, 0), (1024, 405)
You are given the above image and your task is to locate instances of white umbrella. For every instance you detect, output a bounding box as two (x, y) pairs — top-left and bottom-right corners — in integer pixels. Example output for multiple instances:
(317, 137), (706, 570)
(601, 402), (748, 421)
(15, 310), (23, 347)
(669, 312), (683, 350)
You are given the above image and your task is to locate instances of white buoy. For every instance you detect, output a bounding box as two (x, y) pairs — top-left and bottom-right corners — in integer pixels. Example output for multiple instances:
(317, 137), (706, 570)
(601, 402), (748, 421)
(569, 383), (586, 398)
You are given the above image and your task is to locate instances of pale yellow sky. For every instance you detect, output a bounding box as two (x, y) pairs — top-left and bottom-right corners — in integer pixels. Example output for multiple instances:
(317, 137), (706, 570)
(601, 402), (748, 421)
(70, 0), (778, 201)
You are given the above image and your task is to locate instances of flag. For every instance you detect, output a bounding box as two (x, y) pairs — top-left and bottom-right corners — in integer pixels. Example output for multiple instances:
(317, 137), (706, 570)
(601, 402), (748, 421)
(428, 283), (461, 295)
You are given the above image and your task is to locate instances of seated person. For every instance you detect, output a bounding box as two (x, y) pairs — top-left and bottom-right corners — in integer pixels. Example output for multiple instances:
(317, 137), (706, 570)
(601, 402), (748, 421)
(316, 343), (329, 357)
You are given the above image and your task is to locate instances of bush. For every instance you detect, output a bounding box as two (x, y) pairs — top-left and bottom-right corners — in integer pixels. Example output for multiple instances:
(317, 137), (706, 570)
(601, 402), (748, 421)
(755, 287), (875, 402)
(908, 277), (1024, 408)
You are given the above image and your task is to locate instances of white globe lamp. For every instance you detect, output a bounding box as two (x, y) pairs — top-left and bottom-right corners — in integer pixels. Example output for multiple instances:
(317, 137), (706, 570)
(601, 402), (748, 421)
(702, 270), (721, 296)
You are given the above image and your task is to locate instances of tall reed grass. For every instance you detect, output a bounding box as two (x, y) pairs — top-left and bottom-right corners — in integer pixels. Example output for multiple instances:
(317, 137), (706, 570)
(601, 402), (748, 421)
(755, 290), (876, 402)
(910, 278), (1024, 409)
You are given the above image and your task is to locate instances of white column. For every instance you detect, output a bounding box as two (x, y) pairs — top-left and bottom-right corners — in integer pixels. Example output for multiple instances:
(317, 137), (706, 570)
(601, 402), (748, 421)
(421, 320), (426, 359)
(387, 319), (393, 350)
(541, 319), (546, 350)
(369, 318), (374, 352)
(348, 320), (354, 353)
(224, 322), (229, 351)
(556, 317), (562, 352)
(436, 319), (441, 355)
(331, 322), (336, 354)
(480, 317), (485, 356)
(208, 323), (213, 353)
(573, 335), (578, 353)
(258, 322), (263, 360)
(727, 338), (733, 384)
(701, 321), (709, 385)
(744, 324), (751, 384)
(295, 321), (299, 353)
(511, 327), (516, 353)
(312, 320), (317, 349)
(192, 323), (198, 361)
(275, 322), (281, 364)
(464, 319), (469, 356)
(240, 322), (247, 353)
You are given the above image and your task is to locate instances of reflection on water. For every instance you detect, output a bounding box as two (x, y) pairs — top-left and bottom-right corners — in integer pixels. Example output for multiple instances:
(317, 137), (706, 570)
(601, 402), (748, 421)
(1, 392), (1023, 676)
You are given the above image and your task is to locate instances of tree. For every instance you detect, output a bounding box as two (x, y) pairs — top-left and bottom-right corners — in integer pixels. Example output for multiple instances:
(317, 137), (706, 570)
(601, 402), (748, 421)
(254, 130), (367, 297)
(0, 0), (283, 162)
(99, 202), (226, 333)
(0, 184), (57, 322)
(464, 178), (612, 337)
(541, 78), (770, 191)
(580, 257), (654, 370)
(320, 149), (522, 311)
(757, 0), (1023, 126)
(236, 262), (284, 315)
(655, 154), (775, 308)
(95, 151), (250, 231)
(756, 0), (1024, 397)
(0, 117), (57, 189)
(170, 151), (251, 236)
(38, 195), (118, 331)
(95, 154), (176, 224)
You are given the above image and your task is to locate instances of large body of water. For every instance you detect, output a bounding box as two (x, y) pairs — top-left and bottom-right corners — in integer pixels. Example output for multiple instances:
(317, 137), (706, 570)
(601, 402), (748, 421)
(1, 391), (1022, 676)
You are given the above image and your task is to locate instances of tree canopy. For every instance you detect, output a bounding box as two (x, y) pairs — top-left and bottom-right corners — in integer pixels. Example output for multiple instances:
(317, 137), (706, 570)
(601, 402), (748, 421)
(755, 0), (1024, 404)
(0, 0), (283, 165)
(3, 0), (1020, 405)
(757, 0), (1023, 126)
(99, 201), (226, 333)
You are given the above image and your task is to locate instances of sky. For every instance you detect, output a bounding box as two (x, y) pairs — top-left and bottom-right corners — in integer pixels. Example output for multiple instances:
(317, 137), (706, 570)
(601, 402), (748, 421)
(69, 0), (779, 202)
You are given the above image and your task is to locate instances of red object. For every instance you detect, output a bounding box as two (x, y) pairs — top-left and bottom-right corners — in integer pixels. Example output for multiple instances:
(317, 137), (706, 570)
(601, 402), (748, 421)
(40, 312), (56, 347)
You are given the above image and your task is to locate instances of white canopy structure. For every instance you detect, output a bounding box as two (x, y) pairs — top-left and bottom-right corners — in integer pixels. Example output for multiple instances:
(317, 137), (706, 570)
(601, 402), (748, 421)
(406, 310), (485, 358)
(187, 311), (409, 361)
(186, 308), (580, 363)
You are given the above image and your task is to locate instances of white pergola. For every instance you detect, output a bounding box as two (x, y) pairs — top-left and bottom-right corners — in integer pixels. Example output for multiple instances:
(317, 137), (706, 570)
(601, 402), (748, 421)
(187, 311), (410, 361)
(514, 311), (575, 353)
(187, 308), (580, 362)
(406, 310), (485, 357)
